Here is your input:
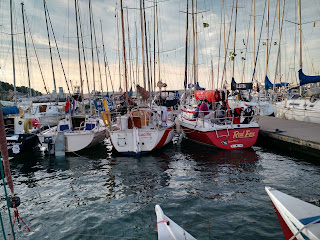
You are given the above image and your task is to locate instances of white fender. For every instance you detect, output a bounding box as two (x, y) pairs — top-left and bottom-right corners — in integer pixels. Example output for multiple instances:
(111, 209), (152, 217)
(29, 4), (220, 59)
(175, 118), (181, 135)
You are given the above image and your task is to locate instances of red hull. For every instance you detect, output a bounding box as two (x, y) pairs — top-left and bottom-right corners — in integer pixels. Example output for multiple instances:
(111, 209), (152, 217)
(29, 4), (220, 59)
(182, 126), (259, 149)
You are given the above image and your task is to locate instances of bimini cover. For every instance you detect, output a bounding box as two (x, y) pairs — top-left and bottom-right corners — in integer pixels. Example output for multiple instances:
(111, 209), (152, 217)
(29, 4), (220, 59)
(299, 69), (320, 86)
(195, 91), (216, 102)
(2, 106), (20, 116)
(265, 76), (289, 90)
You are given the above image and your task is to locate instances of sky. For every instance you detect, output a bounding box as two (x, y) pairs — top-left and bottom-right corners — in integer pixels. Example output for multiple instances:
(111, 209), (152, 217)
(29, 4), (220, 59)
(0, 0), (319, 95)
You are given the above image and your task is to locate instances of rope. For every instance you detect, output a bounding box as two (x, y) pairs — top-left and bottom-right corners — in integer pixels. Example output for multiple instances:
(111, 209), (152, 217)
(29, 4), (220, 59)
(251, 0), (268, 83)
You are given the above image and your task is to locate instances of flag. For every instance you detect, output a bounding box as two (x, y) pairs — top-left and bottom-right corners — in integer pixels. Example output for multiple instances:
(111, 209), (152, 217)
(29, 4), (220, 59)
(203, 23), (209, 28)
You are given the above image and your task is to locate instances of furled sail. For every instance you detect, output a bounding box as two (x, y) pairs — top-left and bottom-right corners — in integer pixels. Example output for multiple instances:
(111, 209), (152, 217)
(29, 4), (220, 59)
(264, 76), (288, 90)
(299, 69), (320, 86)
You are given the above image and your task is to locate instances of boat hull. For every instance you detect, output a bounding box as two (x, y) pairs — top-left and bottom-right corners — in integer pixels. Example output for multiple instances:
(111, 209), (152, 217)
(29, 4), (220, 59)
(181, 125), (259, 149)
(6, 134), (39, 158)
(109, 125), (174, 155)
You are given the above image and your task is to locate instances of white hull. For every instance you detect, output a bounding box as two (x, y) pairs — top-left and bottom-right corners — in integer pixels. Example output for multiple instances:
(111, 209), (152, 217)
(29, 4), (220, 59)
(266, 187), (320, 240)
(109, 124), (174, 154)
(155, 205), (196, 240)
(273, 98), (320, 124)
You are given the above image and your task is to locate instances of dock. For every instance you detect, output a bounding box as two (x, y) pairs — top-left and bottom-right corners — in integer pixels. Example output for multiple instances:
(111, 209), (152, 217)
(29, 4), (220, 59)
(258, 116), (320, 151)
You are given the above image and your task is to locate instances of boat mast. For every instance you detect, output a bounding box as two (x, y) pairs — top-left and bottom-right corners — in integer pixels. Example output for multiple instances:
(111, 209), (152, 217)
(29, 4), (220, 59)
(88, 0), (95, 96)
(21, 3), (32, 98)
(9, 0), (16, 104)
(142, 0), (151, 96)
(156, 1), (160, 88)
(278, 0), (281, 84)
(90, 6), (103, 95)
(183, 0), (189, 103)
(120, 0), (128, 95)
(43, 0), (57, 98)
(74, 0), (83, 100)
(116, 11), (122, 92)
(265, 0), (269, 87)
(217, 2), (223, 90)
(232, 0), (238, 80)
(253, 0), (255, 83)
(139, 0), (146, 89)
(191, 0), (196, 87)
(153, 0), (156, 93)
(298, 0), (302, 95)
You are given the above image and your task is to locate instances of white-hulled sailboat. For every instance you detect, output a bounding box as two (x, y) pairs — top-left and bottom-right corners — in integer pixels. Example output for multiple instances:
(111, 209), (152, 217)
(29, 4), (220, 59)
(265, 186), (320, 240)
(107, 0), (174, 156)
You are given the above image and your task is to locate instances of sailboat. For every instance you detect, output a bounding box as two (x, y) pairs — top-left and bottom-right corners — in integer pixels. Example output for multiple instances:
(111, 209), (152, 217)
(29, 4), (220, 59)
(273, 0), (320, 124)
(177, 0), (259, 150)
(265, 186), (320, 240)
(155, 205), (196, 240)
(2, 1), (40, 158)
(107, 0), (174, 156)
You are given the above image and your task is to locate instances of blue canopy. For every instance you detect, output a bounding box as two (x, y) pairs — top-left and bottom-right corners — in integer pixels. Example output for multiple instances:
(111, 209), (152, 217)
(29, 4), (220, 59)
(2, 106), (20, 116)
(299, 69), (320, 86)
(129, 86), (133, 97)
(265, 76), (289, 90)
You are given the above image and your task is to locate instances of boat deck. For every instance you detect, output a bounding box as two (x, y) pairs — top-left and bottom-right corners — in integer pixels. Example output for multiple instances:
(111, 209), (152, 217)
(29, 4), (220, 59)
(258, 116), (320, 151)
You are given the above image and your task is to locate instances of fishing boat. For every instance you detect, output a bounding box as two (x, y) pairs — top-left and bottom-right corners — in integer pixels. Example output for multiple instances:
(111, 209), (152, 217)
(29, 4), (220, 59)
(265, 186), (320, 240)
(38, 114), (106, 155)
(155, 205), (196, 240)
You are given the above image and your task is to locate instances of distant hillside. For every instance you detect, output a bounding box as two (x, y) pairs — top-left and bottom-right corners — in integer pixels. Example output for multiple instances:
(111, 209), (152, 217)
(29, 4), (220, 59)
(0, 81), (42, 100)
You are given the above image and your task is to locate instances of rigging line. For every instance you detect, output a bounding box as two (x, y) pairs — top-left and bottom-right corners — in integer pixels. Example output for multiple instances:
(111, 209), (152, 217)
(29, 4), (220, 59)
(251, 0), (268, 83)
(90, 4), (103, 94)
(221, 0), (235, 87)
(241, 0), (253, 83)
(24, 14), (49, 94)
(267, 0), (279, 63)
(45, 2), (71, 95)
(77, 0), (92, 108)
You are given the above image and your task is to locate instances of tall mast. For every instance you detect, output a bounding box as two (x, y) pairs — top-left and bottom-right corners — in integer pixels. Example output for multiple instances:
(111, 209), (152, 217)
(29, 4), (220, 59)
(10, 0), (16, 104)
(43, 0), (57, 96)
(74, 0), (83, 98)
(298, 0), (302, 70)
(142, 0), (151, 95)
(183, 0), (189, 99)
(232, 0), (238, 79)
(156, 1), (160, 86)
(21, 3), (32, 98)
(217, 2), (223, 90)
(298, 0), (302, 95)
(223, 0), (226, 86)
(139, 0), (146, 89)
(116, 11), (122, 92)
(253, 0), (255, 82)
(91, 6), (103, 94)
(265, 0), (270, 79)
(120, 0), (128, 94)
(278, 0), (281, 83)
(89, 0), (95, 95)
(153, 0), (156, 93)
(191, 0), (196, 86)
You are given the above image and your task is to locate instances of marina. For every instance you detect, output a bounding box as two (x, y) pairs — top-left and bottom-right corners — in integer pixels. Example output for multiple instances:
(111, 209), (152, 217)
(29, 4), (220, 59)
(0, 0), (320, 239)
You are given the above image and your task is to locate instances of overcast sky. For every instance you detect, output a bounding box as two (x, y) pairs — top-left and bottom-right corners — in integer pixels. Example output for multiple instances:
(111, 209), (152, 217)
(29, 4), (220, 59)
(0, 0), (319, 94)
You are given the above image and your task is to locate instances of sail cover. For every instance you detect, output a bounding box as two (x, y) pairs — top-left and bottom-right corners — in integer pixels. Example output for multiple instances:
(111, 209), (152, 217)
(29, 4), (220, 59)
(231, 77), (253, 91)
(265, 76), (289, 90)
(299, 69), (320, 86)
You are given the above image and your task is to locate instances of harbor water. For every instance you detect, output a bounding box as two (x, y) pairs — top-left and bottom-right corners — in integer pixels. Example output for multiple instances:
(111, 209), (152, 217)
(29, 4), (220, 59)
(1, 136), (320, 239)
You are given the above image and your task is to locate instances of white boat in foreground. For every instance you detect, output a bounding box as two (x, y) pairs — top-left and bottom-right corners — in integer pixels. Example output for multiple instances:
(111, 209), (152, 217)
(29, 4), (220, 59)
(265, 186), (320, 240)
(155, 205), (196, 240)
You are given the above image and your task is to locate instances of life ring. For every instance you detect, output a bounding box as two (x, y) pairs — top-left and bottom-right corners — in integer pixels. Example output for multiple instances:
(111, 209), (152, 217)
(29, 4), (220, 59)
(18, 107), (23, 115)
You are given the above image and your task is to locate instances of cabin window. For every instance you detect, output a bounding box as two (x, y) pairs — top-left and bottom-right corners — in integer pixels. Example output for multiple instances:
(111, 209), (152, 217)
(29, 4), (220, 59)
(289, 103), (299, 106)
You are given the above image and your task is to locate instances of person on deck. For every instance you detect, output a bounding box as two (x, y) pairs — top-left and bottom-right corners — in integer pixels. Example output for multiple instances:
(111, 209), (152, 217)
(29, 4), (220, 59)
(199, 101), (209, 118)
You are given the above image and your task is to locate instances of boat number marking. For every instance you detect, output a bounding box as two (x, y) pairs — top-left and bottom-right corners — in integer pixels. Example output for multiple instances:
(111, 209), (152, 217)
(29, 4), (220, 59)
(231, 144), (243, 148)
